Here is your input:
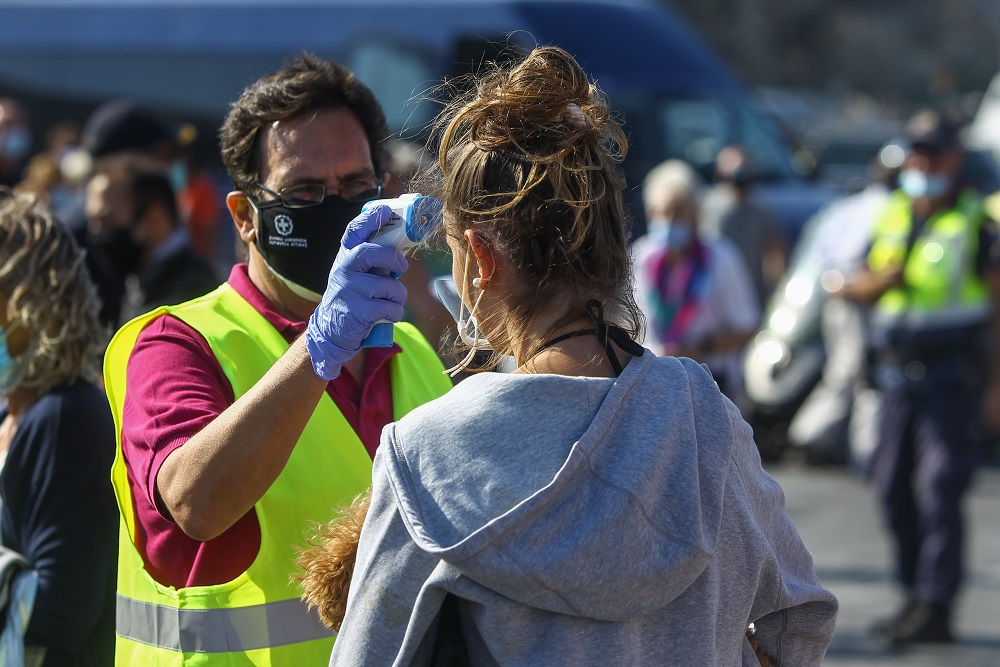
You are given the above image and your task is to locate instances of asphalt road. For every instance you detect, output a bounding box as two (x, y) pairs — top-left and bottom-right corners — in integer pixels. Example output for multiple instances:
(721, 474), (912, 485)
(768, 459), (1000, 666)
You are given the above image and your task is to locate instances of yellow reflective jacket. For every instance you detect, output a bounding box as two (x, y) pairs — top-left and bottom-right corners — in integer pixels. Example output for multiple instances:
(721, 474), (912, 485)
(868, 189), (990, 333)
(105, 283), (451, 666)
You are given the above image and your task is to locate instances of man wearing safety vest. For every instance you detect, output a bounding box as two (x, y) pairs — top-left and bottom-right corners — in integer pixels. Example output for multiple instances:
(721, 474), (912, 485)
(841, 109), (1000, 647)
(104, 53), (452, 665)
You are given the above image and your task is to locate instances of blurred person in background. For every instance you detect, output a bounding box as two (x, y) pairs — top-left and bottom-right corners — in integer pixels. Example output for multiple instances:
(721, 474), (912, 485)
(68, 99), (191, 328)
(841, 109), (1000, 646)
(787, 151), (901, 468)
(176, 148), (233, 274)
(633, 159), (760, 404)
(16, 120), (83, 224)
(0, 98), (31, 188)
(0, 189), (117, 666)
(85, 152), (219, 325)
(81, 99), (186, 172)
(700, 144), (788, 309)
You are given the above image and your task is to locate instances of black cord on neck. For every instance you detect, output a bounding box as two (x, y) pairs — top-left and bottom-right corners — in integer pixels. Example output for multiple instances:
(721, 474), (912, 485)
(533, 328), (598, 355)
(529, 300), (642, 376)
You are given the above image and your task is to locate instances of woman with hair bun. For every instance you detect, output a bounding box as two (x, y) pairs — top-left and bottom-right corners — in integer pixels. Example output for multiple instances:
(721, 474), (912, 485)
(325, 46), (837, 666)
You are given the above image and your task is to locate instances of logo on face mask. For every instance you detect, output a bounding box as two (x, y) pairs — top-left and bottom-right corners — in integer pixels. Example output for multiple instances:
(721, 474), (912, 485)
(274, 214), (293, 237)
(255, 195), (365, 298)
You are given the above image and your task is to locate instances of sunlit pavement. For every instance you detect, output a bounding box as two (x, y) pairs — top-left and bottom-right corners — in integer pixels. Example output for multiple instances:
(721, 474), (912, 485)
(768, 459), (1000, 666)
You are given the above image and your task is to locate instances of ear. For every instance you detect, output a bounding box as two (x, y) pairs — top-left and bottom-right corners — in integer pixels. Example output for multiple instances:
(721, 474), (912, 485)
(227, 191), (257, 244)
(464, 229), (495, 286)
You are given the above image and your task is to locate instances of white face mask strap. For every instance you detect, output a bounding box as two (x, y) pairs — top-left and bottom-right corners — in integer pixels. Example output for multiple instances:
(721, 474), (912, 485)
(456, 251), (473, 332)
(444, 252), (491, 377)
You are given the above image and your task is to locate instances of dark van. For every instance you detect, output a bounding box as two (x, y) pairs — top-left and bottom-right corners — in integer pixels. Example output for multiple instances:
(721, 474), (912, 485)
(0, 0), (834, 236)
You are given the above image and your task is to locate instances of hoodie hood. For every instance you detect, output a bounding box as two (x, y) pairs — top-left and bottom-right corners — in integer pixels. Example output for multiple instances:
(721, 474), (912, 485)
(382, 352), (749, 622)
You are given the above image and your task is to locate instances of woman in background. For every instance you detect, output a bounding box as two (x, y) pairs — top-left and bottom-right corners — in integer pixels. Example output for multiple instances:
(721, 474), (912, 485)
(632, 159), (760, 402)
(0, 190), (117, 666)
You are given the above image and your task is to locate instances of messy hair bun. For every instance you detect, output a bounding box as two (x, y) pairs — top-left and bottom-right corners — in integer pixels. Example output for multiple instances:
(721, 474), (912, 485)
(426, 45), (640, 362)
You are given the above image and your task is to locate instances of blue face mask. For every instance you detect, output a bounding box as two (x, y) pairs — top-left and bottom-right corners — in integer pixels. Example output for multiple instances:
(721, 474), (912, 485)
(648, 217), (694, 250)
(1, 127), (30, 162)
(0, 322), (26, 394)
(899, 169), (951, 200)
(169, 159), (189, 193)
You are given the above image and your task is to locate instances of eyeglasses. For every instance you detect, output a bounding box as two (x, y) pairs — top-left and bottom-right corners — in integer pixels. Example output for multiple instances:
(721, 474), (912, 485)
(250, 180), (383, 209)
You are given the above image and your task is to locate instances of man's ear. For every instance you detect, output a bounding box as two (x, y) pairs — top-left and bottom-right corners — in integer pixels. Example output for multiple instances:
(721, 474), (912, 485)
(464, 229), (496, 286)
(227, 191), (257, 244)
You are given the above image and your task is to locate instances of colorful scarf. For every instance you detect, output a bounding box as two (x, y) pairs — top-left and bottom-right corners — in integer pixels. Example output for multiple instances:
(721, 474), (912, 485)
(646, 239), (710, 347)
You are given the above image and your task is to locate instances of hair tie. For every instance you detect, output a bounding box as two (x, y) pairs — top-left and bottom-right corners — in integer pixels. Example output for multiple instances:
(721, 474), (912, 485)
(562, 103), (587, 130)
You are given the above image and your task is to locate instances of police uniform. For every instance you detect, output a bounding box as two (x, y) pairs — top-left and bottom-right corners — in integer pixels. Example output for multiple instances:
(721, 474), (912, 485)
(866, 187), (1000, 627)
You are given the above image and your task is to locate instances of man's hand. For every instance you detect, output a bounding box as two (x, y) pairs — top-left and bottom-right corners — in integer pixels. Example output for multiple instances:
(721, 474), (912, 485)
(305, 205), (409, 380)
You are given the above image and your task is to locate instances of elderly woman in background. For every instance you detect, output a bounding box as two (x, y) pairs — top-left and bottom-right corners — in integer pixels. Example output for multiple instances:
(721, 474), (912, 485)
(632, 159), (761, 402)
(0, 190), (117, 666)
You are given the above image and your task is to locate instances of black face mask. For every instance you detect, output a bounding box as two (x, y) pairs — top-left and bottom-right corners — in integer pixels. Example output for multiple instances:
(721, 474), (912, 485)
(254, 195), (365, 298)
(90, 227), (142, 278)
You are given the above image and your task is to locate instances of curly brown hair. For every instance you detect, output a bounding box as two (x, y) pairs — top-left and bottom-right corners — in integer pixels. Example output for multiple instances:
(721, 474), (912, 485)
(219, 52), (389, 197)
(418, 45), (642, 369)
(0, 190), (106, 393)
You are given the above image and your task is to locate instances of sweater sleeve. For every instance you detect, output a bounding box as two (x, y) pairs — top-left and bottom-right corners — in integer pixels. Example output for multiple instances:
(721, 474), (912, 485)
(726, 401), (839, 665)
(330, 431), (444, 667)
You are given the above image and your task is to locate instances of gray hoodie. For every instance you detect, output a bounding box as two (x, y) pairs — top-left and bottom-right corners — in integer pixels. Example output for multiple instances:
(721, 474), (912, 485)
(330, 352), (837, 666)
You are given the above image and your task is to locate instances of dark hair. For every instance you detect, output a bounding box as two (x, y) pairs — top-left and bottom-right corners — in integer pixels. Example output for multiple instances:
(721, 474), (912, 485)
(421, 45), (641, 367)
(219, 52), (389, 195)
(91, 152), (178, 226)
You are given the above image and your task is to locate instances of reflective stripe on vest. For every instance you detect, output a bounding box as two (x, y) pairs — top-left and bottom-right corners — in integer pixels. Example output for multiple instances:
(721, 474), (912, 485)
(116, 594), (333, 653)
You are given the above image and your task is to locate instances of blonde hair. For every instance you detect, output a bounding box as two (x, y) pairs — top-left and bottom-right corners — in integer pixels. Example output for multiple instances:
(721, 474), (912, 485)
(641, 159), (704, 217)
(0, 189), (106, 393)
(421, 45), (641, 368)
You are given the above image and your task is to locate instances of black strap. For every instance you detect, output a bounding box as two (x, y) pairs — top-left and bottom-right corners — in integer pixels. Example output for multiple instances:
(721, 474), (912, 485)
(533, 328), (599, 355)
(588, 300), (644, 375)
(531, 301), (642, 376)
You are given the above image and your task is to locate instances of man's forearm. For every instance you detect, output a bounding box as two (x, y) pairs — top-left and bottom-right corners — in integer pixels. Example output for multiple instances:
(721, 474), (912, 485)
(156, 336), (328, 541)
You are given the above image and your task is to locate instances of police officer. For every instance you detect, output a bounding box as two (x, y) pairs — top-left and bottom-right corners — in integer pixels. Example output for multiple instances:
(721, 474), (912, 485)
(841, 109), (1000, 645)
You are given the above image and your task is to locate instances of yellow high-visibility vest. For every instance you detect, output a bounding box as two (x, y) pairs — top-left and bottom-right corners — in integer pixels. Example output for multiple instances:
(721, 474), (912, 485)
(868, 189), (990, 333)
(105, 283), (451, 666)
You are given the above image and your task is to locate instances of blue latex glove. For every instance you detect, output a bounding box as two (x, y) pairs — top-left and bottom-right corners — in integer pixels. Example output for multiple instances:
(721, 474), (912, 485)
(305, 205), (409, 380)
